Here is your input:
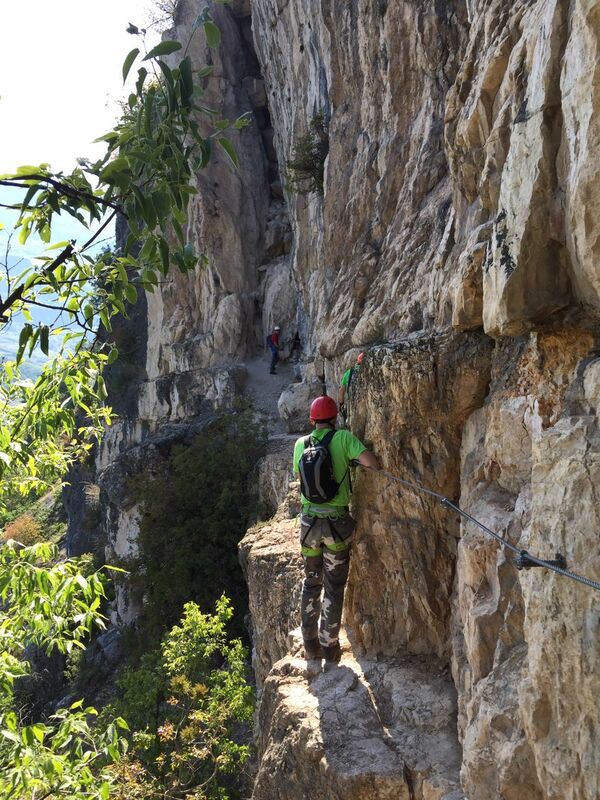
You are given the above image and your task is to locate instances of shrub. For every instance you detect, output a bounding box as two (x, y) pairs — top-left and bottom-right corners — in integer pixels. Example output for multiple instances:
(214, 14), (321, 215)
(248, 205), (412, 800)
(0, 484), (67, 543)
(0, 541), (127, 800)
(286, 111), (329, 195)
(108, 596), (254, 800)
(2, 513), (42, 546)
(130, 403), (266, 644)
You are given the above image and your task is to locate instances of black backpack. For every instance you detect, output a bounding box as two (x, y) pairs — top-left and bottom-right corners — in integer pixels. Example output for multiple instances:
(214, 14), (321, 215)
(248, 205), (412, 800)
(298, 430), (340, 503)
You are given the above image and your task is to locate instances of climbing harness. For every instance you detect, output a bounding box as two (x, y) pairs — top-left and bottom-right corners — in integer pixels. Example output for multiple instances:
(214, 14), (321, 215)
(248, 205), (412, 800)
(357, 464), (600, 592)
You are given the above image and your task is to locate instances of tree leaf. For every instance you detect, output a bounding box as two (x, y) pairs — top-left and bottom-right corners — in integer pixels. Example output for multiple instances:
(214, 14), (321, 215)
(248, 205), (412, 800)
(99, 307), (112, 332)
(143, 40), (182, 60)
(100, 157), (130, 181)
(93, 131), (119, 144)
(158, 238), (170, 274)
(139, 236), (156, 261)
(204, 20), (221, 49)
(83, 303), (94, 325)
(156, 60), (177, 112)
(172, 217), (184, 245)
(39, 325), (49, 356)
(20, 183), (40, 210)
(217, 137), (239, 169)
(124, 283), (138, 305)
(179, 57), (193, 108)
(122, 48), (140, 83)
(156, 59), (174, 87)
(107, 347), (119, 365)
(16, 324), (33, 364)
(144, 88), (156, 138)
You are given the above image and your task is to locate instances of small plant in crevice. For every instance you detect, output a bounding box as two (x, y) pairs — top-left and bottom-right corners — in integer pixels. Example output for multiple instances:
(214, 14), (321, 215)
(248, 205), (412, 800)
(285, 110), (329, 195)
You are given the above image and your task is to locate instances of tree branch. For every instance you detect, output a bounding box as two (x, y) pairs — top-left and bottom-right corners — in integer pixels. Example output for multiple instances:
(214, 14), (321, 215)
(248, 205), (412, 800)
(0, 244), (74, 320)
(0, 209), (117, 322)
(0, 175), (123, 213)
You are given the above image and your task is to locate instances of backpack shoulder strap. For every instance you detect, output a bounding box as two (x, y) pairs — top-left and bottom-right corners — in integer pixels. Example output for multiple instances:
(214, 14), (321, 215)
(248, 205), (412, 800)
(320, 429), (337, 447)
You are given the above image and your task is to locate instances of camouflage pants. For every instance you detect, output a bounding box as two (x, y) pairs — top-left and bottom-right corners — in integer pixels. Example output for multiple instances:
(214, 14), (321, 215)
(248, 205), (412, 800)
(299, 513), (355, 646)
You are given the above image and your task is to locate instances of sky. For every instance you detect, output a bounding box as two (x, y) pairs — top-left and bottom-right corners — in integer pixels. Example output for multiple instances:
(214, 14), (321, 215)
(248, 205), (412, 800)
(0, 1), (161, 366)
(0, 0), (160, 174)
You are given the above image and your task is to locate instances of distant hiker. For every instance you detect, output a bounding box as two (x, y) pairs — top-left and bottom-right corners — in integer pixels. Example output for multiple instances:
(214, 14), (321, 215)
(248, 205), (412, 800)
(338, 351), (364, 426)
(267, 325), (281, 374)
(293, 395), (379, 663)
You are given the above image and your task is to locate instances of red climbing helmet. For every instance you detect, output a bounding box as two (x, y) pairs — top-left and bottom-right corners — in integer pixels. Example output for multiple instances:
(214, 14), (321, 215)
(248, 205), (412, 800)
(309, 395), (338, 422)
(357, 352), (364, 364)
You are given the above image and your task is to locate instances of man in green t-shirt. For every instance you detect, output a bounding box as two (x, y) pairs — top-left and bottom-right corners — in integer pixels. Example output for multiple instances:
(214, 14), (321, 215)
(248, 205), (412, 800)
(338, 351), (364, 426)
(293, 394), (379, 663)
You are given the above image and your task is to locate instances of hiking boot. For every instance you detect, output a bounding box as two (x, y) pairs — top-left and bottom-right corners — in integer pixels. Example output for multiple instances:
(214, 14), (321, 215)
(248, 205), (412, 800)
(322, 642), (342, 663)
(303, 638), (324, 660)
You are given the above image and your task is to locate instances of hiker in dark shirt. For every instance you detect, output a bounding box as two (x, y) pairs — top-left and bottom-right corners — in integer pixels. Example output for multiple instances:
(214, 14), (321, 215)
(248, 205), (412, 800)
(267, 325), (281, 374)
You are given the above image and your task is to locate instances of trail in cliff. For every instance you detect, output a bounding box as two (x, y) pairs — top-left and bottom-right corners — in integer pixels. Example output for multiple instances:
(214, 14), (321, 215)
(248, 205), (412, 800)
(244, 351), (296, 436)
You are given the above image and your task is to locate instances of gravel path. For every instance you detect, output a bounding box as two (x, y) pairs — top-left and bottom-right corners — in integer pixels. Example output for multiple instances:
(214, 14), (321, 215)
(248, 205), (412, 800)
(243, 351), (296, 436)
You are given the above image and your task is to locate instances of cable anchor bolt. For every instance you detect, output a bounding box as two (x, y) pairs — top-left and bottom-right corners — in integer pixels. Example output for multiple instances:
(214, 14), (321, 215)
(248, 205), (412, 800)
(516, 550), (567, 571)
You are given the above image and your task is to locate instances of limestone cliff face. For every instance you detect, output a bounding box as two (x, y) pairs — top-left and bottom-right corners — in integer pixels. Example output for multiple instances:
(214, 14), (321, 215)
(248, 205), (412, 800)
(243, 1), (600, 798)
(70, 0), (295, 624)
(74, 1), (600, 798)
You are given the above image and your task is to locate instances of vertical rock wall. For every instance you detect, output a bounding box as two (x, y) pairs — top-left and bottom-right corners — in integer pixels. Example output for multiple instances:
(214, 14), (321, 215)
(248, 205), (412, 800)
(241, 1), (600, 799)
(73, 0), (297, 624)
(71, 0), (600, 797)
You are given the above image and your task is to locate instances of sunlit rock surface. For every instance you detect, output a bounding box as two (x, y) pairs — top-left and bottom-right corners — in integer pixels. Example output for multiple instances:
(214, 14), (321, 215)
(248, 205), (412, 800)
(68, 0), (600, 797)
(244, 0), (600, 797)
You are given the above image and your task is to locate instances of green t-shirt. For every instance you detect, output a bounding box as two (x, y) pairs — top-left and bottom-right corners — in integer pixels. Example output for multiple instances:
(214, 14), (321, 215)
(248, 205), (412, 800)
(340, 366), (359, 389)
(293, 427), (366, 515)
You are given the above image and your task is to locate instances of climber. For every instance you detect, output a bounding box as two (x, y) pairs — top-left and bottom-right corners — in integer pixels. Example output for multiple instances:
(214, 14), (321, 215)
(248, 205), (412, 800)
(293, 394), (379, 663)
(267, 325), (281, 375)
(338, 351), (364, 426)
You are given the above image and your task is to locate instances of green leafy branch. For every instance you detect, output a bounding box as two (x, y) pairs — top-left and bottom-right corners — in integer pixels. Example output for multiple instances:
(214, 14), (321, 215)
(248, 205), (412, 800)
(0, 542), (128, 800)
(0, 12), (248, 504)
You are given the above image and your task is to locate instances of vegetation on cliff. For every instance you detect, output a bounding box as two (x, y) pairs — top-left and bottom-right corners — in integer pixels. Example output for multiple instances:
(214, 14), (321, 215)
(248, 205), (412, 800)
(0, 11), (256, 799)
(0, 542), (128, 799)
(108, 597), (253, 800)
(129, 402), (266, 643)
(0, 8), (242, 507)
(285, 111), (329, 195)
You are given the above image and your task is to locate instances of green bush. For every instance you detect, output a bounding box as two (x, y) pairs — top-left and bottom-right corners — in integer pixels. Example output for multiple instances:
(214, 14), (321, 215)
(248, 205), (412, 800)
(131, 403), (266, 644)
(286, 111), (329, 195)
(108, 596), (254, 800)
(0, 542), (127, 800)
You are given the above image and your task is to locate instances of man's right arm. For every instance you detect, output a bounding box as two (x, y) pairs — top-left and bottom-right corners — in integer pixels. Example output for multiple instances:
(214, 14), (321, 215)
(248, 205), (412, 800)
(358, 449), (379, 471)
(341, 430), (379, 471)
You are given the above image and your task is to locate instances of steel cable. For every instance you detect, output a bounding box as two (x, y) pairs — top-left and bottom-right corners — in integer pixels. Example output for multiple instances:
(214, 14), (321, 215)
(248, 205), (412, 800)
(358, 464), (600, 592)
